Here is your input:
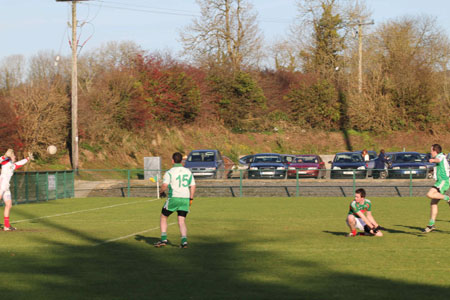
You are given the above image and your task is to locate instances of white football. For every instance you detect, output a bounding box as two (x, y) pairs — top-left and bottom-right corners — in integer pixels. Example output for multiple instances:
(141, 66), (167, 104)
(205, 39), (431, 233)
(47, 145), (57, 155)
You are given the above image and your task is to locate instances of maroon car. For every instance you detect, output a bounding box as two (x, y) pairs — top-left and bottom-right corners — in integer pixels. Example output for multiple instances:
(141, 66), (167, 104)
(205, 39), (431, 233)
(287, 155), (326, 179)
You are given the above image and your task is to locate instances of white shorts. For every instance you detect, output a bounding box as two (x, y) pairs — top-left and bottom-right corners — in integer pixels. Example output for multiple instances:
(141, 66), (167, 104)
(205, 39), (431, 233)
(347, 216), (366, 230)
(0, 189), (11, 202)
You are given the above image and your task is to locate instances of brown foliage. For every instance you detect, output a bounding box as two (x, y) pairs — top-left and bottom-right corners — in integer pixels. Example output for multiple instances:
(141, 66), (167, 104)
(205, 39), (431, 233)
(4, 81), (70, 156)
(0, 96), (21, 152)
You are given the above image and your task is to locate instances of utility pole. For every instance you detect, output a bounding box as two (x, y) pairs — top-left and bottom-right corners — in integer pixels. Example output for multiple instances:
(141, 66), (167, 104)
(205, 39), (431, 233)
(357, 18), (374, 94)
(56, 1), (88, 171)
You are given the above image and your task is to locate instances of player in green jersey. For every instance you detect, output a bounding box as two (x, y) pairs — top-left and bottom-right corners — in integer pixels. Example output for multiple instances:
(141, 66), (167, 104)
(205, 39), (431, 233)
(154, 152), (196, 248)
(422, 144), (450, 233)
(346, 188), (383, 237)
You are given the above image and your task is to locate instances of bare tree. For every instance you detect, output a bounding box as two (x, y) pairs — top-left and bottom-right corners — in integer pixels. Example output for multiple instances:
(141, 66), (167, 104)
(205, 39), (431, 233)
(270, 40), (301, 72)
(0, 55), (25, 94)
(180, 0), (263, 71)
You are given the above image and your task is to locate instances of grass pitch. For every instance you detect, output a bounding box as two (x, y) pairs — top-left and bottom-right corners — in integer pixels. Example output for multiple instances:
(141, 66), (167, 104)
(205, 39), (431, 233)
(1, 196), (450, 299)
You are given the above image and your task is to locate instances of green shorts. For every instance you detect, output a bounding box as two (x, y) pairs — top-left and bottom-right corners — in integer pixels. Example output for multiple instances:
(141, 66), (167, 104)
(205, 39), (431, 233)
(163, 197), (190, 212)
(434, 179), (450, 194)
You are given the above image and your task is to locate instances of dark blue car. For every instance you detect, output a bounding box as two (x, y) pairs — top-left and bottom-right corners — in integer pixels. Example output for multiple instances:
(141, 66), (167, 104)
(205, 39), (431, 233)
(248, 153), (286, 179)
(184, 149), (226, 179)
(419, 153), (435, 179)
(329, 152), (367, 179)
(385, 152), (428, 179)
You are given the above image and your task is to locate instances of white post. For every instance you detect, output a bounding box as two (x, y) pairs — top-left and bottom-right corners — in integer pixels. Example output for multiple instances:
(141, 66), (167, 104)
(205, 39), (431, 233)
(156, 174), (160, 199)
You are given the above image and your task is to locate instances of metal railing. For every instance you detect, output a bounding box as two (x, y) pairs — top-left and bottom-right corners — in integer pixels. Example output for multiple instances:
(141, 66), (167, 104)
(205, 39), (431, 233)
(10, 170), (75, 204)
(70, 168), (432, 198)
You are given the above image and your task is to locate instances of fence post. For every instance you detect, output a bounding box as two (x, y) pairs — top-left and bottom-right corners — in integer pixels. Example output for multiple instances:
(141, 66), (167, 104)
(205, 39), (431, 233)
(127, 169), (131, 197)
(409, 168), (413, 197)
(63, 171), (67, 199)
(296, 169), (299, 197)
(25, 172), (29, 203)
(352, 170), (356, 196)
(55, 171), (59, 200)
(45, 172), (49, 201)
(13, 174), (18, 205)
(36, 172), (39, 202)
(72, 170), (75, 198)
(239, 170), (243, 197)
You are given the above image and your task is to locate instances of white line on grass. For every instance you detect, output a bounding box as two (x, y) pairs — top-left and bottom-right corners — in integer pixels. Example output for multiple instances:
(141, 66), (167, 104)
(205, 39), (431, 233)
(12, 198), (160, 224)
(94, 222), (177, 246)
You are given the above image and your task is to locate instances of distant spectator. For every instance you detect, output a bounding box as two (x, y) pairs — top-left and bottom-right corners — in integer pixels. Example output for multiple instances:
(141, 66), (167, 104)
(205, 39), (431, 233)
(362, 149), (370, 162)
(374, 149), (387, 170)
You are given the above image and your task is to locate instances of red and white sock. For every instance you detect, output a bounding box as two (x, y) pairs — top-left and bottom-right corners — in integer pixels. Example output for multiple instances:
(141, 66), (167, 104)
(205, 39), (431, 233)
(4, 217), (10, 228)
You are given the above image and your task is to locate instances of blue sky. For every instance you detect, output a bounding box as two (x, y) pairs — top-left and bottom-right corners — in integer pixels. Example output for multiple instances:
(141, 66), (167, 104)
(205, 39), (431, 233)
(0, 0), (449, 60)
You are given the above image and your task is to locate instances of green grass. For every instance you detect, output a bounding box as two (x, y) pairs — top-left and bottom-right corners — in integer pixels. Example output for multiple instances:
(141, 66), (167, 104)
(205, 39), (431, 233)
(1, 196), (450, 299)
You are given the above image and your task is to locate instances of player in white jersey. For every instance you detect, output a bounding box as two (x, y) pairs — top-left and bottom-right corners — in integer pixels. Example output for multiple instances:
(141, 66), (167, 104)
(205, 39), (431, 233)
(422, 144), (450, 233)
(154, 152), (196, 248)
(0, 149), (31, 231)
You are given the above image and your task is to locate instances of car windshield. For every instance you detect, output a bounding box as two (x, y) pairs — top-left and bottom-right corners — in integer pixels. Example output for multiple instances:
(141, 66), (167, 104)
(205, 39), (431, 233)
(419, 153), (430, 162)
(283, 156), (295, 163)
(368, 152), (377, 160)
(393, 153), (422, 163)
(335, 154), (362, 163)
(188, 151), (215, 162)
(296, 157), (318, 163)
(253, 155), (281, 163)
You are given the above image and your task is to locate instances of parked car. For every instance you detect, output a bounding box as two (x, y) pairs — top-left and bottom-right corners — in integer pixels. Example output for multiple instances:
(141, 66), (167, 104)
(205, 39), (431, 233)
(248, 153), (286, 179)
(281, 154), (297, 168)
(419, 153), (435, 179)
(287, 155), (326, 179)
(385, 152), (428, 179)
(184, 149), (227, 179)
(233, 154), (255, 178)
(222, 155), (236, 179)
(329, 152), (367, 179)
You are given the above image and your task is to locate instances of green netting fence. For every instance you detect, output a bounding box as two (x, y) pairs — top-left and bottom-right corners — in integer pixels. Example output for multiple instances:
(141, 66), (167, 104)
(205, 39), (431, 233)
(10, 171), (75, 204)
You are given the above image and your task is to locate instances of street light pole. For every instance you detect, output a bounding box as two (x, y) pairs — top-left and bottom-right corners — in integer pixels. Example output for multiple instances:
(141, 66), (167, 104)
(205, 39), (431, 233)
(70, 1), (79, 171)
(357, 18), (374, 94)
(56, 0), (88, 171)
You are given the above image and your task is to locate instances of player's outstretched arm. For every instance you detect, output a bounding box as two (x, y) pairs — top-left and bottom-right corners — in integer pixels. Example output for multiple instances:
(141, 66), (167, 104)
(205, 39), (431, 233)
(14, 157), (30, 170)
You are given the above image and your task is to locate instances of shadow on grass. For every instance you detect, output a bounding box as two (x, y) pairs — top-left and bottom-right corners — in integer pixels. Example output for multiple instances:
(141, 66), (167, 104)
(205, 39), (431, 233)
(1, 210), (450, 299)
(323, 230), (347, 236)
(395, 224), (450, 235)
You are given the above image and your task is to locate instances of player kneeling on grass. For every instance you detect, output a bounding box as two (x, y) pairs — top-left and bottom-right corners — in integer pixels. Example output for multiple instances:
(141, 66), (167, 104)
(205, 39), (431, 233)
(346, 188), (383, 237)
(0, 149), (32, 231)
(154, 152), (196, 249)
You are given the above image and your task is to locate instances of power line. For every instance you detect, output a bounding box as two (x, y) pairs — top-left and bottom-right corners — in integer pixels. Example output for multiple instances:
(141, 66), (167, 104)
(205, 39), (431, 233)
(80, 1), (199, 17)
(83, 0), (293, 24)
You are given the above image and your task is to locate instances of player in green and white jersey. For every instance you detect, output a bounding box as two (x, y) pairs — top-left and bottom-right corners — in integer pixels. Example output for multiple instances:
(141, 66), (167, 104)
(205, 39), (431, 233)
(422, 144), (450, 233)
(154, 152), (196, 248)
(346, 188), (383, 237)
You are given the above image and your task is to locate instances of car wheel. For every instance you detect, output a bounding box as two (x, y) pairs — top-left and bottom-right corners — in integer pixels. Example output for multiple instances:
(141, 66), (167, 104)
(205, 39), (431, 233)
(427, 172), (433, 179)
(380, 171), (387, 179)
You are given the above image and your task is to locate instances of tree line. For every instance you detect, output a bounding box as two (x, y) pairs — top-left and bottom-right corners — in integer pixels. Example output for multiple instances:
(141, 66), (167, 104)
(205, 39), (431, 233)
(0, 0), (449, 160)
